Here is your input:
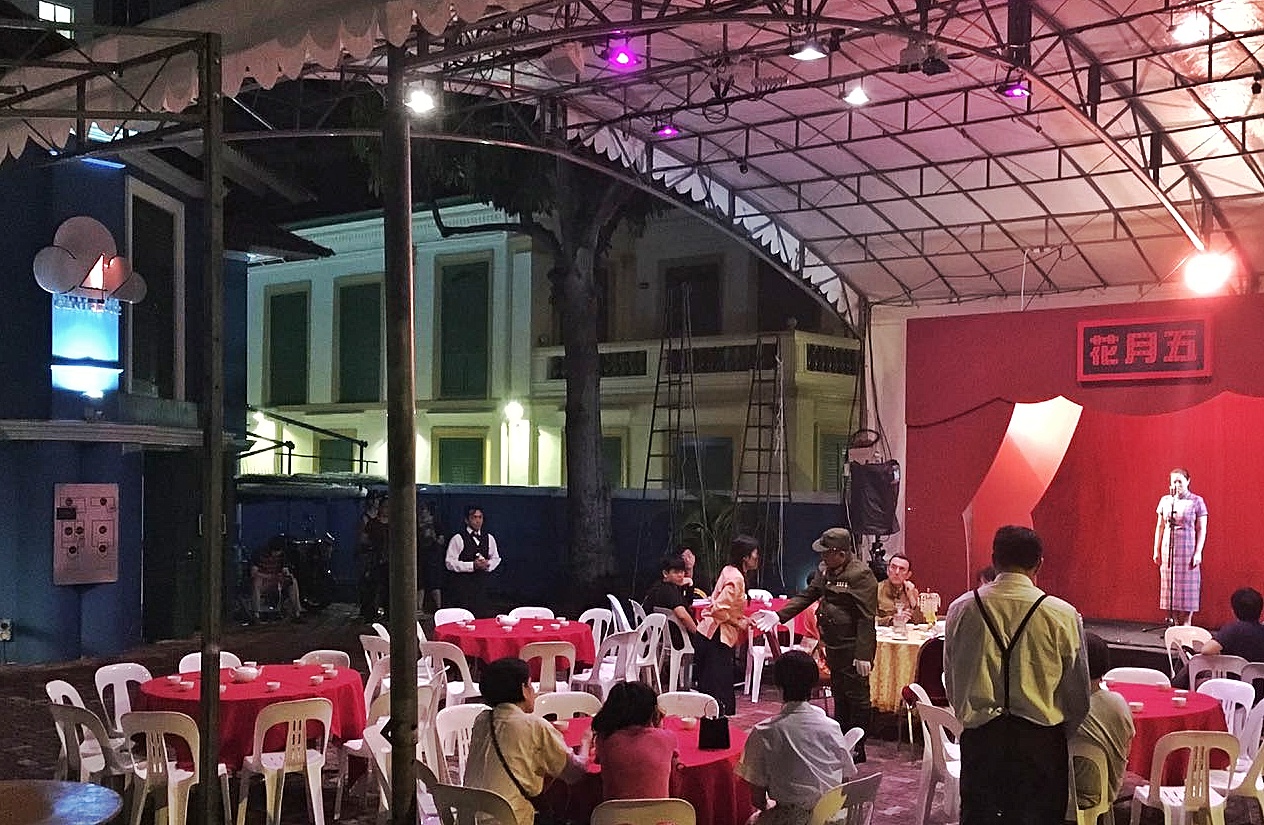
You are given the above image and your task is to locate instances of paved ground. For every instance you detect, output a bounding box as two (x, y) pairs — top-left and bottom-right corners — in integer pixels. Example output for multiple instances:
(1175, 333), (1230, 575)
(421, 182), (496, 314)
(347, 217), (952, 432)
(0, 603), (1221, 825)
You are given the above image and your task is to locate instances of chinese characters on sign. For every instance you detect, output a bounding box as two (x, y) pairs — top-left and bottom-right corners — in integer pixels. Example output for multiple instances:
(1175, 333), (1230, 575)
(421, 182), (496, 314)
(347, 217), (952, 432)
(1077, 316), (1211, 383)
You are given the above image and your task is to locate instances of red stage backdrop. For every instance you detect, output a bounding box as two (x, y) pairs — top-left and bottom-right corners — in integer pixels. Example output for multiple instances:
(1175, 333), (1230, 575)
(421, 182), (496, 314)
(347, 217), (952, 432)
(906, 294), (1264, 627)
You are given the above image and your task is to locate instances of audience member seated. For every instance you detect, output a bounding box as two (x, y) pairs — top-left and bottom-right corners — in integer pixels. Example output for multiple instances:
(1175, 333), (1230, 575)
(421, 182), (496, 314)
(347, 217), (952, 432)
(591, 681), (680, 801)
(679, 547), (710, 601)
(643, 554), (700, 648)
(736, 650), (856, 825)
(1174, 587), (1264, 689)
(464, 658), (588, 825)
(250, 536), (302, 622)
(876, 553), (920, 625)
(1071, 632), (1135, 810)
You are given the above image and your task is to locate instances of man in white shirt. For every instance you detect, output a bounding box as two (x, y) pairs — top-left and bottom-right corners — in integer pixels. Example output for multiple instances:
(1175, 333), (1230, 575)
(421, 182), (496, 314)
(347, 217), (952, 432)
(737, 650), (856, 825)
(444, 505), (501, 617)
(463, 658), (587, 825)
(1072, 632), (1135, 810)
(945, 525), (1091, 825)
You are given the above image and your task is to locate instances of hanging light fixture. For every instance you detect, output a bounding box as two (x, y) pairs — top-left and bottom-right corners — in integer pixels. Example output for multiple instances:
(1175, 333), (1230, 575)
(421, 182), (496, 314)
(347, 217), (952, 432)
(1184, 250), (1235, 294)
(652, 121), (679, 138)
(789, 32), (828, 61)
(995, 71), (1031, 99)
(842, 81), (869, 106)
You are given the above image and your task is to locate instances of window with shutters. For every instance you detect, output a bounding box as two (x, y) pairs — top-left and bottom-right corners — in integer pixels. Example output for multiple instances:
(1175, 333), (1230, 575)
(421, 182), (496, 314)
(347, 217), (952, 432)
(677, 436), (733, 494)
(265, 287), (309, 406)
(438, 260), (490, 399)
(664, 259), (721, 338)
(818, 432), (848, 492)
(336, 279), (382, 403)
(602, 435), (625, 489)
(434, 430), (487, 483)
(318, 435), (357, 473)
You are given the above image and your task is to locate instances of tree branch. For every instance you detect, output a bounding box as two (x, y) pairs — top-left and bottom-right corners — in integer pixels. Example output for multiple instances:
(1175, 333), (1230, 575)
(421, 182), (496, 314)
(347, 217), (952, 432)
(426, 200), (562, 260)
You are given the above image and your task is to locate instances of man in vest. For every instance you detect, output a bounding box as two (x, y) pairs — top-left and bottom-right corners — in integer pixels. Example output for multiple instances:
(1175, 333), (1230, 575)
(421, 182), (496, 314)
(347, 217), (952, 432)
(945, 525), (1091, 824)
(445, 505), (501, 617)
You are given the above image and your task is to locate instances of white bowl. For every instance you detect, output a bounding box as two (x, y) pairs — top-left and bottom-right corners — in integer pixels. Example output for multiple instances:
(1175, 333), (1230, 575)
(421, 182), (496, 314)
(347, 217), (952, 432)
(309, 674), (324, 686)
(166, 674), (183, 684)
(552, 719), (570, 731)
(178, 680), (195, 692)
(265, 681), (282, 692)
(679, 716), (698, 730)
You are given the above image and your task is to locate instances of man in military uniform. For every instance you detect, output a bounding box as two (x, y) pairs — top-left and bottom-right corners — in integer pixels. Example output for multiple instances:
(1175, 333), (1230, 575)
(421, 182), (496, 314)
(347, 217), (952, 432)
(755, 526), (878, 761)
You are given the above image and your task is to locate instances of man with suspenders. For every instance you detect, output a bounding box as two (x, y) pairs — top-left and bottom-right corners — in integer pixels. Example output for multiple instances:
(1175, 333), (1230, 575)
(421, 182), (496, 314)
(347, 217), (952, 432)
(945, 526), (1091, 824)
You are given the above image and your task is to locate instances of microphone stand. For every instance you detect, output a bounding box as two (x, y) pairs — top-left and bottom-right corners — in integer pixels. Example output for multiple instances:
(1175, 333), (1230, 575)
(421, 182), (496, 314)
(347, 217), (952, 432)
(1144, 484), (1180, 633)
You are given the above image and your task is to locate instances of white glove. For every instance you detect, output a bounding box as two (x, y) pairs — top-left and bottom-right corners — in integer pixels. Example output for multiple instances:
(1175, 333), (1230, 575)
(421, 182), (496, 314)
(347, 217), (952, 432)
(853, 659), (872, 677)
(751, 609), (780, 632)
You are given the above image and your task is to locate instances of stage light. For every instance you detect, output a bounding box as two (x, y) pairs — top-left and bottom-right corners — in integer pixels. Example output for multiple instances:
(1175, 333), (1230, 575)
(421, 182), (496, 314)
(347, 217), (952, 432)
(1184, 250), (1234, 294)
(652, 121), (679, 138)
(996, 78), (1031, 99)
(602, 41), (638, 70)
(405, 85), (436, 114)
(788, 34), (827, 61)
(842, 82), (869, 106)
(1169, 10), (1207, 45)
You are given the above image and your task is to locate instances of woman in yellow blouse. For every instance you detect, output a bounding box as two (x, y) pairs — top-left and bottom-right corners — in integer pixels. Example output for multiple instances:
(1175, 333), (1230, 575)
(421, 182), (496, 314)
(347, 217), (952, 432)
(695, 535), (761, 714)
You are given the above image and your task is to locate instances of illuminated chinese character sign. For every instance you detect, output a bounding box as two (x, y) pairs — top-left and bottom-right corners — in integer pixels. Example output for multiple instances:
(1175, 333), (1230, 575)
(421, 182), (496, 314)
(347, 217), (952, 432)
(1077, 316), (1211, 383)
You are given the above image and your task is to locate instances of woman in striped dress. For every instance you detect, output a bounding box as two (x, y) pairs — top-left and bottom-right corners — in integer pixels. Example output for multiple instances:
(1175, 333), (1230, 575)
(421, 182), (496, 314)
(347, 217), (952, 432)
(1153, 467), (1208, 625)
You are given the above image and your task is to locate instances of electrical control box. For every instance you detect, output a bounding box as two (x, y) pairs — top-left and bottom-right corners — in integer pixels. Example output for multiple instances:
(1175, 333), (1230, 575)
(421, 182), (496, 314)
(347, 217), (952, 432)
(53, 483), (119, 585)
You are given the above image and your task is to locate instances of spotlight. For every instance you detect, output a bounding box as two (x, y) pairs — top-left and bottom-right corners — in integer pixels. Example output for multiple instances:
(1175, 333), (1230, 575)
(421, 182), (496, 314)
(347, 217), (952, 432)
(738, 158), (749, 174)
(1253, 74), (1262, 95)
(405, 85), (436, 114)
(652, 121), (679, 138)
(601, 42), (638, 70)
(1169, 11), (1206, 45)
(789, 34), (828, 61)
(1184, 250), (1234, 294)
(842, 83), (869, 106)
(995, 78), (1031, 99)
(920, 53), (950, 76)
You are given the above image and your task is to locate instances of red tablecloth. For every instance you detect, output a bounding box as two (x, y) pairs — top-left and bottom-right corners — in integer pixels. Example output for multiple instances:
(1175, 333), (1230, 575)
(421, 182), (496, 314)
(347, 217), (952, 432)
(137, 664), (367, 770)
(434, 618), (596, 668)
(1108, 682), (1227, 783)
(543, 715), (753, 825)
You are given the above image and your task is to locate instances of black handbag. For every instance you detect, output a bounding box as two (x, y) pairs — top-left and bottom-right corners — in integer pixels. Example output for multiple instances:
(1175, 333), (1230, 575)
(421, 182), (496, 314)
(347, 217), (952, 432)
(698, 715), (731, 750)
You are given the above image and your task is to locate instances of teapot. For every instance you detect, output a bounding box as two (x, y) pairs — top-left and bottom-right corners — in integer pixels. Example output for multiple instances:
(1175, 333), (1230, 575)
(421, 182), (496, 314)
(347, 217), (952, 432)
(231, 665), (261, 683)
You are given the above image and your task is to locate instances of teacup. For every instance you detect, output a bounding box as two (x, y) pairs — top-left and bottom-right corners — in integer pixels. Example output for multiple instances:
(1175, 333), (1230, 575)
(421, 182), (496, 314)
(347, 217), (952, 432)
(309, 674), (324, 686)
(552, 719), (570, 731)
(178, 680), (195, 691)
(321, 663), (335, 672)
(1172, 696), (1188, 707)
(1174, 689), (1189, 696)
(167, 674), (183, 685)
(558, 618), (569, 625)
(1128, 701), (1145, 713)
(679, 716), (698, 730)
(534, 625), (544, 631)
(777, 594), (788, 599)
(550, 623), (561, 630)
(265, 681), (282, 692)
(292, 659), (304, 667)
(326, 669), (339, 678)
(218, 684), (226, 694)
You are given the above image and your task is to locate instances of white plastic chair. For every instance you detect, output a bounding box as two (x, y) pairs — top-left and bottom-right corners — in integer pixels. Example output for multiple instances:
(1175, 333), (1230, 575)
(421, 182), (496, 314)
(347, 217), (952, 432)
(47, 678), (121, 780)
(371, 622), (390, 639)
(121, 710), (231, 825)
(236, 697), (333, 825)
(534, 691), (602, 720)
(95, 662), (152, 736)
(364, 652), (393, 711)
(299, 649), (352, 668)
(1104, 667), (1171, 687)
(660, 611), (695, 692)
(745, 626), (780, 701)
(579, 607), (614, 653)
(1210, 729), (1264, 818)
(433, 607), (475, 627)
(1198, 678), (1256, 737)
(430, 782), (518, 825)
(1187, 654), (1249, 690)
(434, 703), (491, 784)
(508, 606), (554, 620)
(1165, 626), (1213, 676)
(360, 634), (390, 673)
(657, 691), (719, 719)
(572, 629), (637, 700)
(818, 771), (882, 825)
(1130, 730), (1238, 825)
(520, 640), (575, 694)
(630, 613), (667, 688)
(629, 600), (647, 624)
(1070, 739), (1114, 825)
(419, 641), (481, 705)
(48, 702), (134, 788)
(841, 726), (865, 754)
(606, 594), (633, 632)
(178, 650), (242, 674)
(591, 797), (696, 825)
(362, 720), (447, 820)
(1241, 663), (1264, 697)
(914, 703), (962, 825)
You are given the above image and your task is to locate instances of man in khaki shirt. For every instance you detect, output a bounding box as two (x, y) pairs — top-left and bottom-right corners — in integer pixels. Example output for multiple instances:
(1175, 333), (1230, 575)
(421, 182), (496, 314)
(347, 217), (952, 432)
(876, 552), (919, 624)
(944, 525), (1090, 825)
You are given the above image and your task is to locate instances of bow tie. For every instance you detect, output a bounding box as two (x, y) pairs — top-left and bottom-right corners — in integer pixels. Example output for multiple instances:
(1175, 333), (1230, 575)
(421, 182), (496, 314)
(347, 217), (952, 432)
(471, 532), (481, 538)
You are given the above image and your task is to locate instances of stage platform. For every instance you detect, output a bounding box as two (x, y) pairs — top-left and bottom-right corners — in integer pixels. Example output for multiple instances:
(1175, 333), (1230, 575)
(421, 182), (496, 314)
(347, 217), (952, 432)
(1084, 618), (1175, 672)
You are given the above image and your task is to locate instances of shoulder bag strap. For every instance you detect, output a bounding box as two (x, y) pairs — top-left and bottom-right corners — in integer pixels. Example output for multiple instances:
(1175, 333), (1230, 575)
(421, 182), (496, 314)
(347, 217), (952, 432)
(486, 709), (534, 799)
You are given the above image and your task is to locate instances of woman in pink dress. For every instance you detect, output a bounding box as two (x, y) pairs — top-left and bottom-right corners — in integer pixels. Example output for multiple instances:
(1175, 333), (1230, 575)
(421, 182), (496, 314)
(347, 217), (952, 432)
(592, 681), (679, 800)
(696, 535), (761, 714)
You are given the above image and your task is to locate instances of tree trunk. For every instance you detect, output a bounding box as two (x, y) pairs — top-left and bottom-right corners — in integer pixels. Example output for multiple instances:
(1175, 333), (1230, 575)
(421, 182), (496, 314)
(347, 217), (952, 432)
(556, 250), (614, 588)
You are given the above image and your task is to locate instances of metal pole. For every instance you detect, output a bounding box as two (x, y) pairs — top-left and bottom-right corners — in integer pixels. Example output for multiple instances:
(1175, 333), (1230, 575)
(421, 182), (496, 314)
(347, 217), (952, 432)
(197, 30), (226, 825)
(383, 43), (419, 825)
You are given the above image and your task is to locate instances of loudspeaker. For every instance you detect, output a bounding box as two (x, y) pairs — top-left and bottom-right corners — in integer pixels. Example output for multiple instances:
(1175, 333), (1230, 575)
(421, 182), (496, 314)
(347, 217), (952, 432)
(848, 460), (901, 536)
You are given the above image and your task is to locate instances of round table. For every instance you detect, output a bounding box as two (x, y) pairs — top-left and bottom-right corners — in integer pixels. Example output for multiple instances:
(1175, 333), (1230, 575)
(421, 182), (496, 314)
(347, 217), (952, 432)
(545, 715), (753, 825)
(1107, 682), (1227, 783)
(871, 626), (937, 713)
(0, 780), (122, 825)
(434, 618), (596, 668)
(137, 664), (367, 769)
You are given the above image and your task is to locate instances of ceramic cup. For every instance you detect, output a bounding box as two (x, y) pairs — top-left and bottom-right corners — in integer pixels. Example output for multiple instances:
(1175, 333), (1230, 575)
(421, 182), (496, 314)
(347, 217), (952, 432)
(679, 716), (698, 729)
(218, 684), (227, 694)
(309, 675), (324, 686)
(552, 719), (570, 731)
(321, 663), (335, 672)
(167, 674), (183, 684)
(266, 681), (282, 692)
(1172, 696), (1188, 707)
(1174, 689), (1189, 696)
(293, 659), (304, 667)
(534, 625), (544, 631)
(550, 623), (561, 630)
(1128, 701), (1145, 712)
(179, 680), (195, 691)
(326, 669), (339, 678)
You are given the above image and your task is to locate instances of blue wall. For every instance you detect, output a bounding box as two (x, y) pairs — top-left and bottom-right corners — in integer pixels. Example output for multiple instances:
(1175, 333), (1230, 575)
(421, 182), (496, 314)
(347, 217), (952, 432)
(238, 486), (847, 607)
